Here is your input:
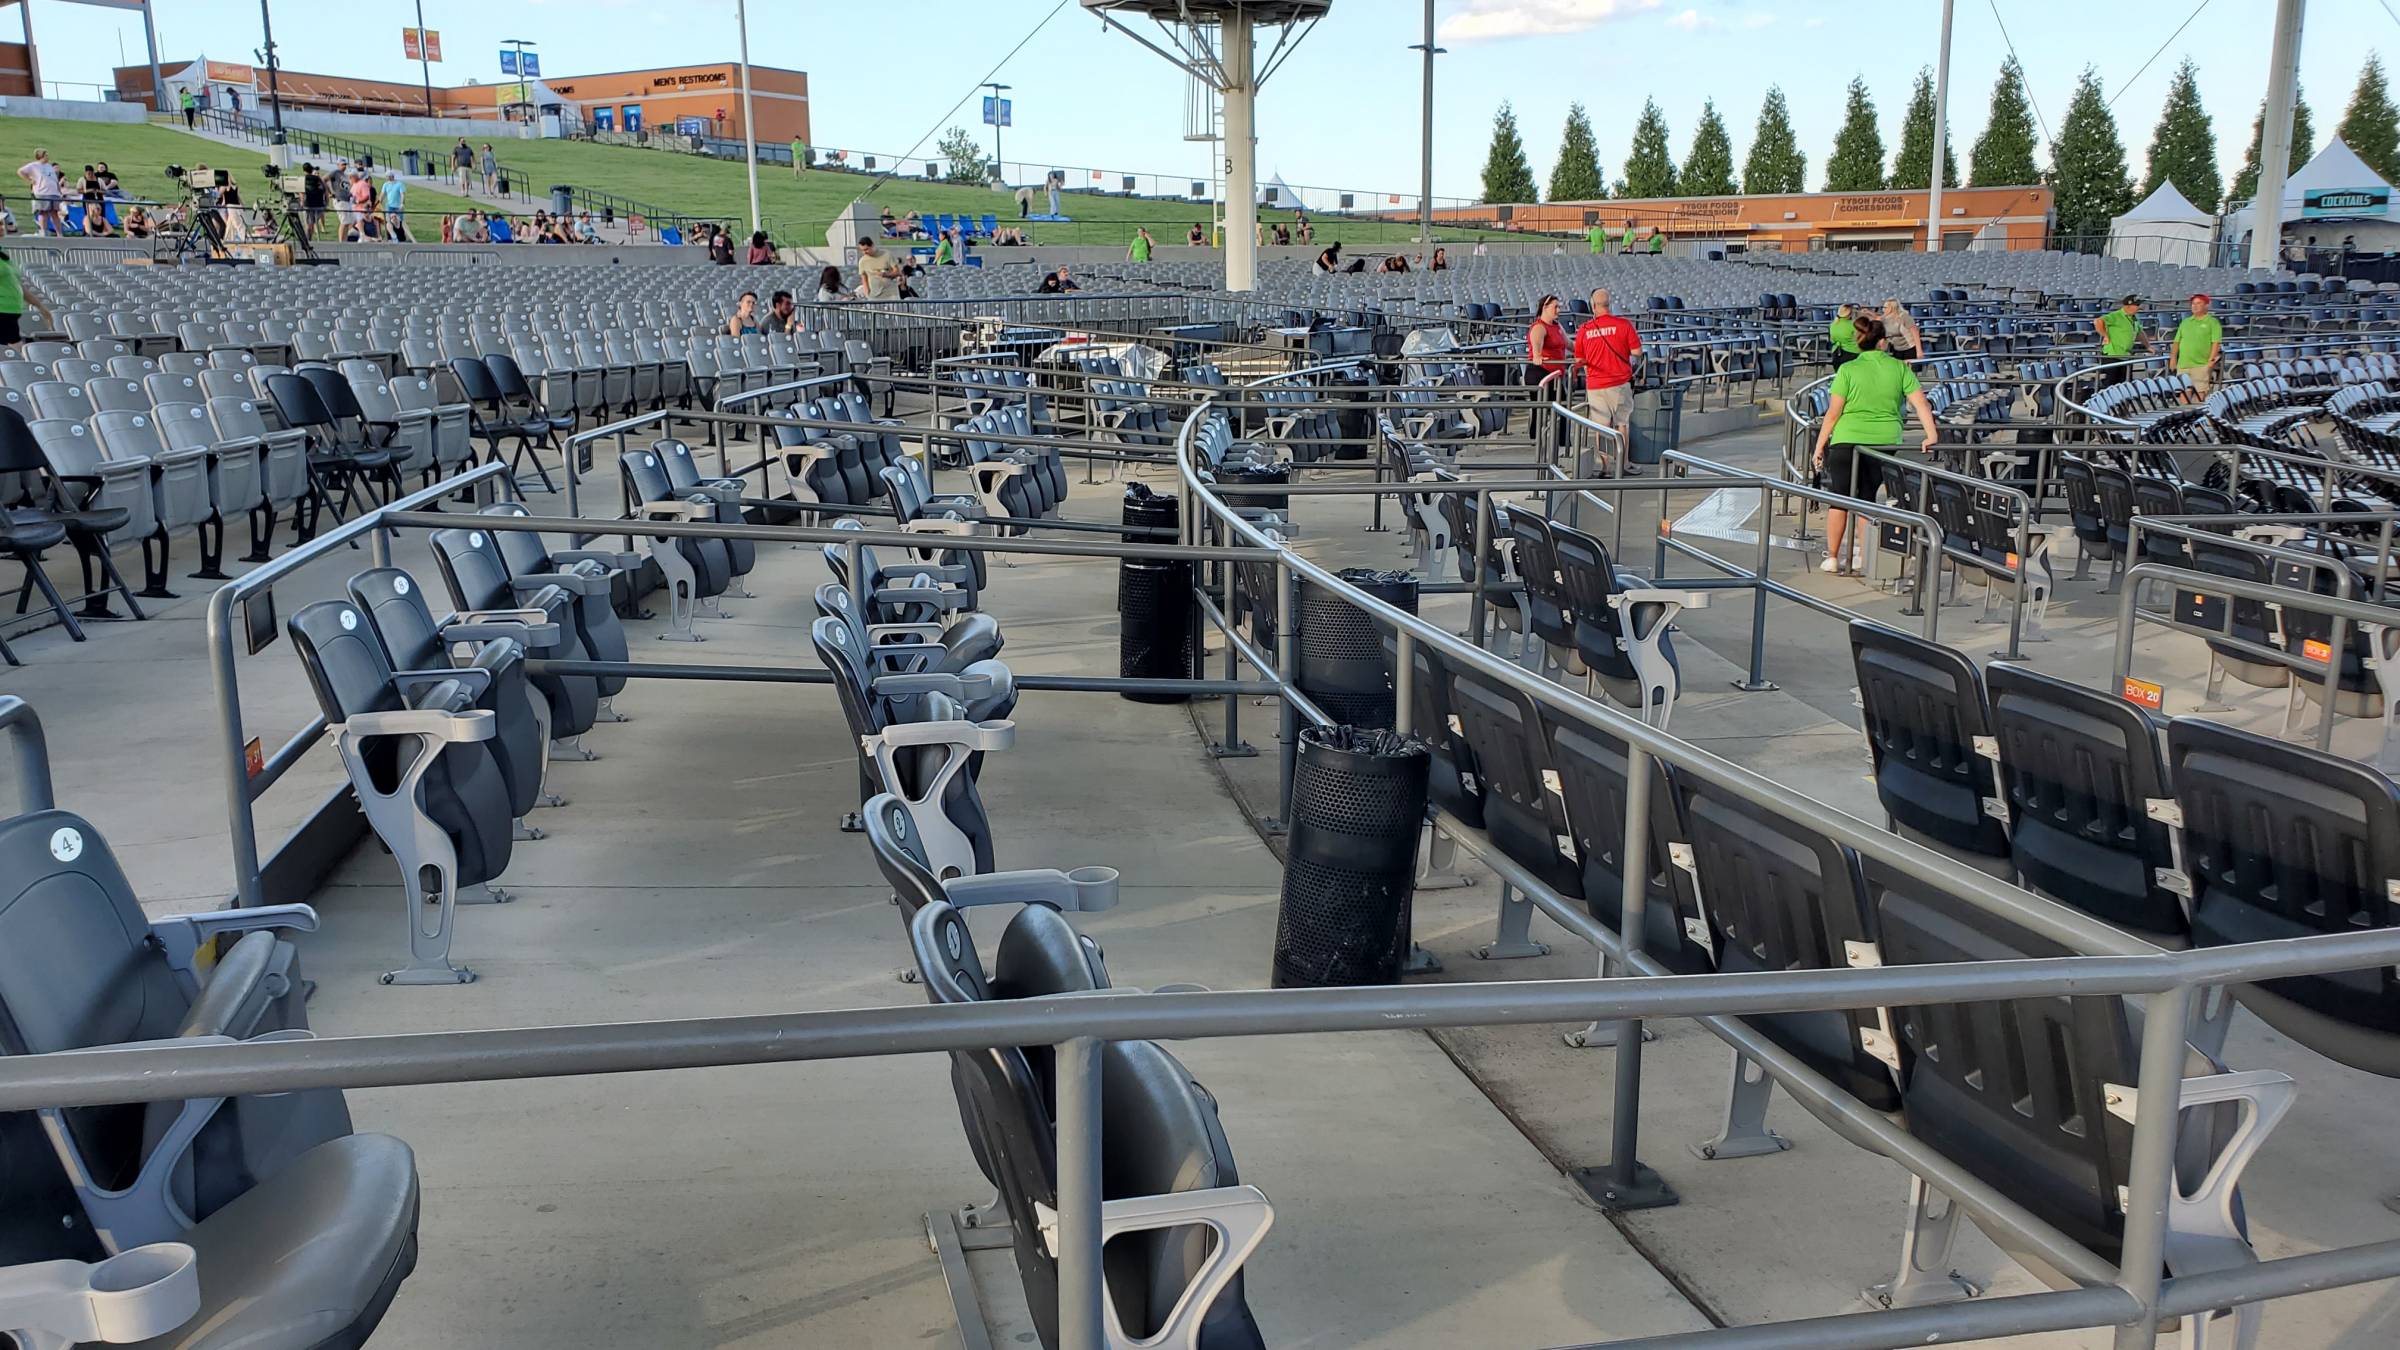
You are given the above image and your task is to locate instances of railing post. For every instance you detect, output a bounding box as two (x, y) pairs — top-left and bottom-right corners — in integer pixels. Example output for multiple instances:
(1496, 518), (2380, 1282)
(1393, 631), (1415, 735)
(2108, 983), (2195, 1348)
(1741, 482), (1775, 691)
(1468, 488), (1491, 649)
(1055, 1036), (1107, 1350)
(1577, 741), (1677, 1212)
(206, 588), (264, 907)
(1274, 559), (1298, 833)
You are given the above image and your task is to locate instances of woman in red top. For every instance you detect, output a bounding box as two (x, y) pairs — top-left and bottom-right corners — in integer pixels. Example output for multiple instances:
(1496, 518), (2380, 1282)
(1526, 294), (1569, 392)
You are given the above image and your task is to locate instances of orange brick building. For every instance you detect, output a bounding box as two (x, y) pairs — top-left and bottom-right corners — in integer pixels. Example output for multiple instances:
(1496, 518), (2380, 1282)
(113, 59), (809, 143)
(1429, 184), (2054, 251)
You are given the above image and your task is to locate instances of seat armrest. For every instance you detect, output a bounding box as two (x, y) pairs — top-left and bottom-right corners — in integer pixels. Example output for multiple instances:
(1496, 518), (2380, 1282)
(901, 517), (977, 538)
(1034, 1185), (1273, 1348)
(552, 548), (642, 572)
(867, 622), (948, 644)
(0, 1242), (201, 1348)
(941, 865), (1120, 912)
(871, 717), (1015, 753)
(173, 929), (280, 1039)
(507, 568), (606, 598)
(391, 665), (493, 705)
(147, 904), (318, 976)
(637, 499), (711, 522)
(872, 670), (994, 702)
(38, 1035), (241, 1250)
(872, 585), (971, 611)
(339, 708), (495, 742)
(864, 641), (943, 672)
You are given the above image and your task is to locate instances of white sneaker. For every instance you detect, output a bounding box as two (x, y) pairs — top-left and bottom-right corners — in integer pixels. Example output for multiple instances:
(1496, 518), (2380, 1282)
(1819, 556), (1841, 574)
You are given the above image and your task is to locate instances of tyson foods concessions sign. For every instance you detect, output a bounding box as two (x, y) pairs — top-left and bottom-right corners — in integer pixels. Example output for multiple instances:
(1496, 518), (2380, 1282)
(1835, 195), (1907, 215)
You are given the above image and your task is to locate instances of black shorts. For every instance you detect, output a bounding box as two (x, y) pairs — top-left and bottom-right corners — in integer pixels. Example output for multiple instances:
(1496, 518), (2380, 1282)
(1823, 442), (1880, 501)
(0, 312), (19, 345)
(1831, 348), (1858, 369)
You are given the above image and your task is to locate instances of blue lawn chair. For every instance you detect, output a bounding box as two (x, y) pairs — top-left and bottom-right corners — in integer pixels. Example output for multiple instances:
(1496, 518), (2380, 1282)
(661, 226), (685, 246)
(488, 217), (516, 243)
(980, 213), (998, 236)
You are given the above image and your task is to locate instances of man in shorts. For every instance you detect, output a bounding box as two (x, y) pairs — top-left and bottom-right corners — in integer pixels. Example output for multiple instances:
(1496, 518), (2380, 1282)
(1573, 288), (1642, 468)
(2174, 293), (2222, 401)
(15, 150), (63, 236)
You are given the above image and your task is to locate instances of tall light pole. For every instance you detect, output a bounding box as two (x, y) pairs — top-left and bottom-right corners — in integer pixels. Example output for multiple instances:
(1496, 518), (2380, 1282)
(984, 82), (1011, 183)
(1410, 0), (1442, 248)
(412, 0), (435, 117)
(2250, 0), (2307, 270)
(735, 0), (760, 234)
(1925, 0), (1953, 252)
(258, 0), (285, 145)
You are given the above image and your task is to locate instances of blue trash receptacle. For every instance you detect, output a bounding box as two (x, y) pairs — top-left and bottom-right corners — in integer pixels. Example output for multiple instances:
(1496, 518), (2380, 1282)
(1628, 383), (1686, 466)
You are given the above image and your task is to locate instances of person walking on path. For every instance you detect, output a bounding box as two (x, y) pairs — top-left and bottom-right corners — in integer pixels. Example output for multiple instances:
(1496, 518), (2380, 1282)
(2092, 295), (2145, 387)
(450, 139), (473, 193)
(1573, 288), (1642, 469)
(2174, 293), (2223, 402)
(1812, 313), (1939, 575)
(179, 88), (197, 129)
(479, 145), (499, 197)
(1827, 302), (1861, 369)
(15, 151), (63, 236)
(791, 136), (809, 174)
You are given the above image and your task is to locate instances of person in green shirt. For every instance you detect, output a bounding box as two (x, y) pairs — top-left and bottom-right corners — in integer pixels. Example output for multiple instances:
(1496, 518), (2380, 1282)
(1128, 225), (1154, 262)
(1647, 227), (1663, 254)
(1812, 313), (1937, 574)
(2173, 293), (2223, 401)
(1828, 303), (1860, 368)
(792, 137), (809, 176)
(1618, 221), (1637, 254)
(2092, 294), (2145, 386)
(0, 249), (23, 345)
(1587, 223), (1607, 254)
(178, 88), (197, 130)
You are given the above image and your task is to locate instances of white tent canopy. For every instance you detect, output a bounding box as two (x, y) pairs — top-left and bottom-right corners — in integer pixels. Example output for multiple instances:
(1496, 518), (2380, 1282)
(2108, 180), (2213, 266)
(2222, 136), (2399, 263)
(1257, 174), (1308, 211)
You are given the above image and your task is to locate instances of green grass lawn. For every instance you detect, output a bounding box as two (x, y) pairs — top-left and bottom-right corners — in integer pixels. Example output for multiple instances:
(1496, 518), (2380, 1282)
(312, 130), (1510, 248)
(0, 115), (477, 232)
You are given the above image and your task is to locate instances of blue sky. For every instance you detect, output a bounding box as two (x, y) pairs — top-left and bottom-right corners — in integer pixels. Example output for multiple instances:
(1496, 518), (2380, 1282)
(17, 1), (2400, 202)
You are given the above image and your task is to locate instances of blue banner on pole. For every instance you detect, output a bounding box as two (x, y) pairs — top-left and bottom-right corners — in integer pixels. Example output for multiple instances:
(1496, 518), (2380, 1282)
(522, 52), (540, 77)
(498, 49), (517, 75)
(982, 96), (1012, 128)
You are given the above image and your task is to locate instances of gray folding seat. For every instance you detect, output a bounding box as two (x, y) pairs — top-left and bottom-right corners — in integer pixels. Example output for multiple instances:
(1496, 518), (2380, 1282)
(388, 373), (475, 476)
(711, 335), (761, 401)
(144, 371), (205, 409)
(50, 358), (103, 390)
(522, 334), (594, 420)
(426, 525), (602, 758)
(105, 354), (157, 381)
(205, 347), (258, 375)
(619, 447), (735, 640)
(73, 335), (129, 363)
(94, 409), (212, 597)
(0, 359), (43, 393)
(812, 613), (1011, 873)
(605, 330), (661, 409)
(574, 331), (632, 412)
(286, 597), (518, 984)
(668, 333), (718, 406)
(28, 416), (154, 557)
(0, 407), (143, 633)
(85, 377), (150, 415)
(347, 566), (555, 835)
(478, 501), (635, 720)
(399, 335), (445, 377)
(20, 341), (73, 368)
(154, 402), (262, 579)
(636, 332), (690, 405)
(208, 395), (312, 560)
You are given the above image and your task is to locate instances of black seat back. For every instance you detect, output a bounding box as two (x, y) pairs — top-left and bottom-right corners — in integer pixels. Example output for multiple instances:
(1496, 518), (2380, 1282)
(1446, 663), (1582, 897)
(1676, 776), (1902, 1110)
(1384, 635), (1482, 827)
(1547, 519), (1639, 680)
(1849, 621), (2010, 857)
(1872, 861), (2140, 1263)
(1545, 721), (1711, 973)
(262, 370), (333, 433)
(2171, 718), (2400, 1065)
(448, 355), (503, 409)
(1505, 511), (1573, 648)
(1986, 663), (2185, 940)
(299, 365), (364, 424)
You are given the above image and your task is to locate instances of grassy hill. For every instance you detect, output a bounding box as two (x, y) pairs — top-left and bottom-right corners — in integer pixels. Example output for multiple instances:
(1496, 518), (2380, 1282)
(0, 116), (477, 229)
(315, 130), (1503, 248)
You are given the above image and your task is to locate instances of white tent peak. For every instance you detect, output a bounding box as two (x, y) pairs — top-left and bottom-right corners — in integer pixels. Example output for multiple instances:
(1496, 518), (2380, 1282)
(2119, 179), (2208, 225)
(2282, 136), (2391, 199)
(1257, 173), (1307, 211)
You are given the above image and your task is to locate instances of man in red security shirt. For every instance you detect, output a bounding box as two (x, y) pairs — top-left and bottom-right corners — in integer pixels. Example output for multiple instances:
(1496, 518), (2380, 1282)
(1574, 288), (1642, 466)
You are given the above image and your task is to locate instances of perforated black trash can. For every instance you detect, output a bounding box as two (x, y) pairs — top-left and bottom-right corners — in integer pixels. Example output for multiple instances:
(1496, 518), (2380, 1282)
(1273, 726), (1430, 988)
(1122, 482), (1179, 543)
(1298, 569), (1419, 729)
(1216, 461), (1290, 514)
(1118, 557), (1195, 703)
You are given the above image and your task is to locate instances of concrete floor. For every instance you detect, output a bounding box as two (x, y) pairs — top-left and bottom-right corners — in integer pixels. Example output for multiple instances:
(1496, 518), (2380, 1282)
(4, 401), (2398, 1348)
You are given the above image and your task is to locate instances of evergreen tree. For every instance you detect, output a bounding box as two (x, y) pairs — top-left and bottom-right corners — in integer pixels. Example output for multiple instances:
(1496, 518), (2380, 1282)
(1890, 68), (1959, 190)
(2141, 59), (2222, 212)
(1680, 100), (1737, 196)
(1478, 101), (1539, 204)
(2230, 88), (2314, 203)
(1741, 85), (1806, 194)
(2342, 54), (2400, 182)
(1619, 98), (1678, 199)
(2050, 67), (2136, 248)
(1547, 103), (1606, 202)
(1969, 56), (2042, 187)
(1823, 77), (1886, 191)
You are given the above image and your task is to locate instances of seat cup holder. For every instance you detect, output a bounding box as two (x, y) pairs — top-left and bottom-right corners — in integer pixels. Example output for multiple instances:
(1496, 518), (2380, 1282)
(1064, 865), (1120, 912)
(1, 1242), (201, 1348)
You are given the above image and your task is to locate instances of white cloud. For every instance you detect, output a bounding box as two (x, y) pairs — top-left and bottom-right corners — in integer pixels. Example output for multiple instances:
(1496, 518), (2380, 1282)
(1743, 12), (1777, 28)
(1438, 0), (1664, 43)
(1666, 8), (1711, 32)
(1804, 16), (1827, 27)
